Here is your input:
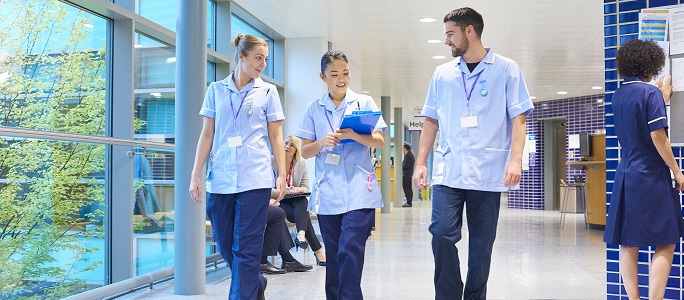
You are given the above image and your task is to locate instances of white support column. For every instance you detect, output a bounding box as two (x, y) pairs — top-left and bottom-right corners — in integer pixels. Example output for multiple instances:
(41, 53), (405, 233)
(174, 0), (207, 295)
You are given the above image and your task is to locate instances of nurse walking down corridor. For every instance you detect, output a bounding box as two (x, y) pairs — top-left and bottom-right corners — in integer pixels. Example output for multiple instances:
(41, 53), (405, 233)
(189, 34), (287, 300)
(603, 39), (684, 300)
(296, 50), (387, 300)
(413, 7), (533, 300)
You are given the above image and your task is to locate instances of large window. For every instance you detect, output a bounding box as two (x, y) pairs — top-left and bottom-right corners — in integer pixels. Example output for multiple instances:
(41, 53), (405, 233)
(0, 0), (107, 136)
(136, 0), (216, 50)
(0, 1), (108, 298)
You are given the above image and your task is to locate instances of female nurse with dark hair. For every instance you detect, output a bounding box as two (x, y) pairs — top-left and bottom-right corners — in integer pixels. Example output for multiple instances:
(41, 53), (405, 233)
(296, 50), (387, 300)
(604, 38), (684, 300)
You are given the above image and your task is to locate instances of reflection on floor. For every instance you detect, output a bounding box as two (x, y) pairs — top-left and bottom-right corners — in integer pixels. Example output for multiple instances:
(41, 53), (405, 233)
(119, 196), (606, 300)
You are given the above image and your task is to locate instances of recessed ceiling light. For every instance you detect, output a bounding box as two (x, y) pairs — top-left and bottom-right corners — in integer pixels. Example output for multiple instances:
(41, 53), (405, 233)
(166, 57), (176, 63)
(592, 86), (603, 90)
(557, 91), (568, 95)
(432, 55), (446, 60)
(530, 96), (537, 99)
(426, 39), (442, 44)
(362, 91), (370, 94)
(134, 44), (143, 48)
(419, 18), (436, 23)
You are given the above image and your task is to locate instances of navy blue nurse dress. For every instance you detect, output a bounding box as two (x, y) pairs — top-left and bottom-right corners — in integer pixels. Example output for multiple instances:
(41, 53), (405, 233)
(603, 77), (684, 247)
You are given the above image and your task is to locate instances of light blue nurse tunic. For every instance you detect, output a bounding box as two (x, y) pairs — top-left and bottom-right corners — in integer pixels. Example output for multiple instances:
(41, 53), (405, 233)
(200, 74), (285, 194)
(422, 49), (534, 192)
(296, 89), (387, 215)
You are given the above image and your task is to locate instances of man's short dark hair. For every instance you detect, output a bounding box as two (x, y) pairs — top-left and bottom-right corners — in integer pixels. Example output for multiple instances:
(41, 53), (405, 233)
(444, 7), (484, 38)
(616, 39), (665, 79)
(403, 143), (411, 151)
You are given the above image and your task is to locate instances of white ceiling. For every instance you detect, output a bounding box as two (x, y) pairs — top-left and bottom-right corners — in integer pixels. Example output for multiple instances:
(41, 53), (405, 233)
(234, 0), (605, 114)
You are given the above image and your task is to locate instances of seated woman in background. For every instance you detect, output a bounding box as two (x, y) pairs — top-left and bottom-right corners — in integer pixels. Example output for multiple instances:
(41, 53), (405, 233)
(260, 202), (313, 274)
(271, 134), (326, 266)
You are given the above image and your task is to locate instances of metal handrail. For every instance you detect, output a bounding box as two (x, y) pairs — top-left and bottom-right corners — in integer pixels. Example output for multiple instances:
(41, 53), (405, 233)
(0, 126), (174, 151)
(63, 253), (223, 300)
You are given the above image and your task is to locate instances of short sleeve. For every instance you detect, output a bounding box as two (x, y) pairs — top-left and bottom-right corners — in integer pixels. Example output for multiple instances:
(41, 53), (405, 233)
(265, 86), (285, 122)
(366, 97), (388, 132)
(421, 70), (439, 119)
(296, 102), (317, 141)
(646, 89), (668, 132)
(200, 83), (216, 118)
(505, 62), (534, 119)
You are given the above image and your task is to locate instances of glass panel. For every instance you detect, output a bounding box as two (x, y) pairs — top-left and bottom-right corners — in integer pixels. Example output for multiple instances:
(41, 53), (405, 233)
(231, 15), (274, 77)
(136, 0), (216, 49)
(0, 0), (108, 135)
(0, 137), (106, 298)
(132, 147), (174, 275)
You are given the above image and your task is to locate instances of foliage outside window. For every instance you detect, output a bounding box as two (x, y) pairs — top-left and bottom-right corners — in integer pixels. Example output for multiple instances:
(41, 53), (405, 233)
(0, 0), (108, 298)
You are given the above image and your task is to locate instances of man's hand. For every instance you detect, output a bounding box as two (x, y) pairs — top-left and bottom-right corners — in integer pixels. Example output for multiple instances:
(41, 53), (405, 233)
(413, 165), (429, 190)
(503, 161), (522, 187)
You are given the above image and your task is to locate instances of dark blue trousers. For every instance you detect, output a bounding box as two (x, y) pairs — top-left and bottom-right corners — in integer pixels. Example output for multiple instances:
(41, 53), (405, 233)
(318, 209), (375, 300)
(429, 185), (501, 300)
(207, 189), (270, 300)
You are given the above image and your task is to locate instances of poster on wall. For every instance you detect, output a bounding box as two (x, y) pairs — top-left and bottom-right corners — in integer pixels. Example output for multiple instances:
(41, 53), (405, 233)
(669, 6), (684, 55)
(649, 41), (671, 85)
(640, 9), (669, 41)
(522, 134), (536, 171)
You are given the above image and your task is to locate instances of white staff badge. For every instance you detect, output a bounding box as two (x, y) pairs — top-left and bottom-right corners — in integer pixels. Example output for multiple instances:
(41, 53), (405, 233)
(460, 115), (478, 128)
(325, 153), (341, 165)
(227, 136), (242, 147)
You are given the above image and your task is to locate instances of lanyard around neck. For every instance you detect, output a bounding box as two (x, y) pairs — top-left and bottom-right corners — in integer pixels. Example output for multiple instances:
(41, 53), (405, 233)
(230, 90), (250, 129)
(461, 71), (482, 115)
(324, 106), (347, 132)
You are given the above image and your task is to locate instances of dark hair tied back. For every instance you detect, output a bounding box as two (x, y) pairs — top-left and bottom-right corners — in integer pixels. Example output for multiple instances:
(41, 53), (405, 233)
(320, 50), (349, 74)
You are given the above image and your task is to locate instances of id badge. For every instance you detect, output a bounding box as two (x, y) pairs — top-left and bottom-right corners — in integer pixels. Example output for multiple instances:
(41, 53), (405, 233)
(227, 135), (242, 147)
(325, 153), (341, 165)
(460, 115), (478, 128)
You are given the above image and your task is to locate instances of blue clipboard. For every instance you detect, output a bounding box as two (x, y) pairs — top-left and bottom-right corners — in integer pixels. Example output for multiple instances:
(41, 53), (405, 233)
(338, 110), (383, 143)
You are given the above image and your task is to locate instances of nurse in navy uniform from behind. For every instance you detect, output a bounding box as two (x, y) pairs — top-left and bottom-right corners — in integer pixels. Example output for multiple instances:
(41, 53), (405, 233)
(604, 39), (684, 300)
(297, 50), (387, 300)
(189, 34), (287, 300)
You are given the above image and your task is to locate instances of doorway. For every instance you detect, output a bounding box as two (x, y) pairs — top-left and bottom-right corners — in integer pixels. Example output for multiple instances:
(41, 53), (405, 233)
(543, 118), (567, 210)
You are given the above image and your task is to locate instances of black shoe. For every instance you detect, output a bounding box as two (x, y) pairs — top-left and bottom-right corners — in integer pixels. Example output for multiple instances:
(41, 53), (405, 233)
(294, 236), (309, 250)
(260, 261), (286, 274)
(402, 204), (412, 207)
(313, 252), (326, 266)
(281, 259), (313, 272)
(257, 275), (266, 300)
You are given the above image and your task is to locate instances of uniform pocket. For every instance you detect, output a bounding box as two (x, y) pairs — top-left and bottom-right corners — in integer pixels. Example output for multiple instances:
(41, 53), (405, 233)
(482, 147), (510, 184)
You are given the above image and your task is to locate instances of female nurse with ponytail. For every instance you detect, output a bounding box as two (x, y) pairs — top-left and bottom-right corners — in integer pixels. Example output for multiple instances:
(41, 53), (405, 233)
(189, 33), (286, 300)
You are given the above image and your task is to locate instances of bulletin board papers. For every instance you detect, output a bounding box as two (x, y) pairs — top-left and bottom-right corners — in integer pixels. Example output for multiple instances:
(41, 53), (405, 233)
(671, 57), (684, 91)
(649, 42), (671, 85)
(640, 9), (669, 41)
(670, 7), (684, 55)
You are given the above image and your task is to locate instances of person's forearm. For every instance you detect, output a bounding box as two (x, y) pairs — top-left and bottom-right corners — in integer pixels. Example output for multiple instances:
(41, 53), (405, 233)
(191, 131), (213, 177)
(351, 131), (384, 148)
(509, 114), (526, 165)
(302, 138), (324, 159)
(651, 128), (681, 173)
(415, 117), (439, 167)
(268, 121), (287, 178)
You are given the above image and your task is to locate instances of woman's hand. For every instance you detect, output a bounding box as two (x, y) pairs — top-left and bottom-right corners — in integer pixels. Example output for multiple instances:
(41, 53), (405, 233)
(656, 76), (673, 103)
(321, 133), (341, 147)
(189, 175), (202, 203)
(335, 128), (358, 142)
(275, 176), (286, 202)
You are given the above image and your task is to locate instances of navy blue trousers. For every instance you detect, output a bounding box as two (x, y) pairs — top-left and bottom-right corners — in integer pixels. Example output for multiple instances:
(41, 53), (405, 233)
(207, 189), (270, 300)
(429, 186), (501, 300)
(318, 209), (375, 300)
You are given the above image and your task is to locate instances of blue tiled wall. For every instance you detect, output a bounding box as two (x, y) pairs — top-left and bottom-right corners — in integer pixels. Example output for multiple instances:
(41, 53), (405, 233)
(605, 1), (684, 299)
(507, 95), (605, 210)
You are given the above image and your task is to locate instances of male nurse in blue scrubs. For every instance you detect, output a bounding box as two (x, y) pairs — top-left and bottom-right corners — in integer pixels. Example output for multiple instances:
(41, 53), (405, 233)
(413, 7), (534, 300)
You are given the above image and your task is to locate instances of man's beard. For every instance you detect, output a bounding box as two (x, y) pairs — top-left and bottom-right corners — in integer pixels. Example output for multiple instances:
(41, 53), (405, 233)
(451, 37), (469, 57)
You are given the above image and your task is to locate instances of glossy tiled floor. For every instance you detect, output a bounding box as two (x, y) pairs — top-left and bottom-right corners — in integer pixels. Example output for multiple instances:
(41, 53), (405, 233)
(120, 195), (606, 299)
